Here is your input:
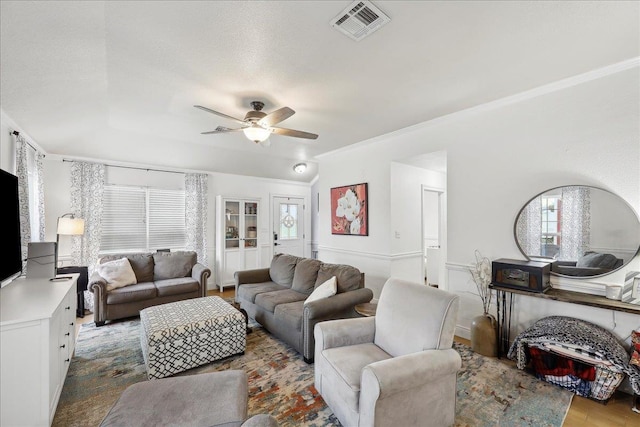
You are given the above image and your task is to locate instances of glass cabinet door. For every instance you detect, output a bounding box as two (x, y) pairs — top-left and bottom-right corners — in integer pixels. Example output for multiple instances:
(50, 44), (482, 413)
(225, 201), (240, 249)
(244, 202), (258, 248)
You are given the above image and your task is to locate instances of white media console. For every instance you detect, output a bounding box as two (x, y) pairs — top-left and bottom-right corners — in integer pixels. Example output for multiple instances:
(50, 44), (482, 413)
(1, 274), (78, 426)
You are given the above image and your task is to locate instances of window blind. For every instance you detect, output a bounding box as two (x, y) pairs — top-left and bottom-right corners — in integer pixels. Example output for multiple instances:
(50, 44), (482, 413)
(100, 185), (185, 253)
(148, 188), (186, 250)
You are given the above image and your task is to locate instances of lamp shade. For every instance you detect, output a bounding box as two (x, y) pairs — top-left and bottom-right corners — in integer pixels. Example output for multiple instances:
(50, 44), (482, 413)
(57, 217), (85, 235)
(243, 126), (271, 143)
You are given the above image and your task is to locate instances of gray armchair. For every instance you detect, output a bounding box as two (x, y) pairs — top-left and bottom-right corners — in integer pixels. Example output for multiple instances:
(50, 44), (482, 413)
(314, 278), (461, 427)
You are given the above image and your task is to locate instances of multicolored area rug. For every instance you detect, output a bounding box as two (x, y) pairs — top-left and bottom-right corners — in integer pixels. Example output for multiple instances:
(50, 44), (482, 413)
(53, 318), (573, 427)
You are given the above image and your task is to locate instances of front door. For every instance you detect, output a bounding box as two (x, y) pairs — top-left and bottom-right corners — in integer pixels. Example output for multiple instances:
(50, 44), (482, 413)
(272, 196), (305, 257)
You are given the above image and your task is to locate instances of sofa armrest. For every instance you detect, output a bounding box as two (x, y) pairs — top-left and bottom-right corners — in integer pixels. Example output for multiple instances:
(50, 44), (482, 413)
(234, 268), (271, 302)
(314, 317), (376, 353)
(89, 272), (108, 324)
(304, 287), (374, 320)
(234, 268), (271, 285)
(359, 349), (461, 425)
(303, 287), (374, 361)
(240, 414), (279, 427)
(192, 263), (212, 297)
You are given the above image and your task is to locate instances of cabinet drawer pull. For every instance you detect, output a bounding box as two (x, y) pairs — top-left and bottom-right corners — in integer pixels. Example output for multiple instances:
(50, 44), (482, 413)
(60, 344), (66, 349)
(65, 359), (70, 363)
(65, 306), (71, 310)
(70, 322), (74, 326)
(65, 332), (70, 336)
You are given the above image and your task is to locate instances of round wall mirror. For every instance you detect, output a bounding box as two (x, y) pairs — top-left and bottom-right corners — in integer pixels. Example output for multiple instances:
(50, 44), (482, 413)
(514, 185), (640, 278)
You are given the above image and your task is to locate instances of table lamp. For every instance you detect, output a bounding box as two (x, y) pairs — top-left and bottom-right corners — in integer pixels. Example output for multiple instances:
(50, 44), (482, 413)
(56, 213), (85, 270)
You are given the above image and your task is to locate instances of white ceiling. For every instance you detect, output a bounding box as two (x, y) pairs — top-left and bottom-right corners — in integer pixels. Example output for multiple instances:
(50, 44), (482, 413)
(1, 1), (638, 182)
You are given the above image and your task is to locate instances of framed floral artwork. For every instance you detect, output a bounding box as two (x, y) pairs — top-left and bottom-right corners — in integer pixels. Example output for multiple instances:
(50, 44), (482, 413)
(331, 183), (368, 236)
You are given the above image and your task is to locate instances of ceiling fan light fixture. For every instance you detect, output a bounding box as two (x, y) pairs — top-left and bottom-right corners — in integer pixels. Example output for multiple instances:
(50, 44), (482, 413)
(243, 126), (271, 143)
(293, 163), (307, 174)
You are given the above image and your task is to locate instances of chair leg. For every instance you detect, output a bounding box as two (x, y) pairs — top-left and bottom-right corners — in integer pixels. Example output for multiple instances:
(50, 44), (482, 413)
(304, 356), (313, 364)
(95, 321), (105, 327)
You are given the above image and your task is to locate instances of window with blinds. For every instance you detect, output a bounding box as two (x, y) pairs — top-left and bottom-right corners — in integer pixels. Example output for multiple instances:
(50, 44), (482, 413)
(100, 185), (186, 253)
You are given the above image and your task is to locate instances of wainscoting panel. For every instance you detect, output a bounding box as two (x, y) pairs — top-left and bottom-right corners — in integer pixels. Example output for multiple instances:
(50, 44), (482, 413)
(317, 246), (391, 300)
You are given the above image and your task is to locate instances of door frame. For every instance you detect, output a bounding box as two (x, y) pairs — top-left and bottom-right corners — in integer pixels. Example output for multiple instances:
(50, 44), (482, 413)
(421, 185), (446, 288)
(270, 194), (309, 260)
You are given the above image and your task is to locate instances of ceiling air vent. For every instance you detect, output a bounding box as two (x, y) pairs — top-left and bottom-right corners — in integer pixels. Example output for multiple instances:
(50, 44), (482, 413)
(330, 1), (390, 41)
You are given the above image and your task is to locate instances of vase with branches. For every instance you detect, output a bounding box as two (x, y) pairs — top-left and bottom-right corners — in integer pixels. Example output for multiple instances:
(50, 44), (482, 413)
(469, 250), (497, 357)
(470, 249), (492, 315)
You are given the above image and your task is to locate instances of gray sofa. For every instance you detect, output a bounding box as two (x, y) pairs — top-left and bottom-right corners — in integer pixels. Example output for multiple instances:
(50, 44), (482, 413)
(89, 251), (211, 326)
(235, 253), (373, 363)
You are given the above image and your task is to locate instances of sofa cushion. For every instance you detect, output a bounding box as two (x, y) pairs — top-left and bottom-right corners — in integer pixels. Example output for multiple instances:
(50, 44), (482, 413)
(315, 263), (362, 293)
(96, 258), (138, 291)
(320, 343), (391, 413)
(274, 301), (304, 332)
(237, 282), (288, 303)
(269, 253), (299, 288)
(106, 282), (157, 305)
(292, 258), (322, 295)
(576, 251), (619, 269)
(153, 251), (197, 280)
(100, 253), (154, 283)
(254, 289), (307, 313)
(154, 277), (200, 297)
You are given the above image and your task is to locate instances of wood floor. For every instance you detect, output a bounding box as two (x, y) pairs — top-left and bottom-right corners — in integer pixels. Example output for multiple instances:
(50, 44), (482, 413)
(76, 289), (638, 426)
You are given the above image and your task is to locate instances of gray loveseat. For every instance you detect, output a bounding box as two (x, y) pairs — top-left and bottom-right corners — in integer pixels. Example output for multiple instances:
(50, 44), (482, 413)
(89, 251), (211, 326)
(235, 253), (373, 363)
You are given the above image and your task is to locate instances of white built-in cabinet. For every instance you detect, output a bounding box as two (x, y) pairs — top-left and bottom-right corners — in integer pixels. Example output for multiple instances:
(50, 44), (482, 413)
(1, 275), (78, 427)
(216, 196), (261, 291)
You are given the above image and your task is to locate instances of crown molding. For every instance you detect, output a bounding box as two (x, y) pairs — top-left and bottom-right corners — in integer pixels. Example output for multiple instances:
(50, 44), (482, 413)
(316, 57), (640, 160)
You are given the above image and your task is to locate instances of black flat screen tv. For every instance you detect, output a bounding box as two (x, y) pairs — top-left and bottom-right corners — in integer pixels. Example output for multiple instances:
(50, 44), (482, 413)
(1, 169), (22, 286)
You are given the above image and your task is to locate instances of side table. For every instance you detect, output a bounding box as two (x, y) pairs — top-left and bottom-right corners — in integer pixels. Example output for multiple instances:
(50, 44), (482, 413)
(355, 302), (377, 317)
(57, 265), (88, 317)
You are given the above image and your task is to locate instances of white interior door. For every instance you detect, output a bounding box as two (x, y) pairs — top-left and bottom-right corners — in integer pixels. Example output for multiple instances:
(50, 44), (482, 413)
(423, 188), (443, 287)
(273, 196), (305, 257)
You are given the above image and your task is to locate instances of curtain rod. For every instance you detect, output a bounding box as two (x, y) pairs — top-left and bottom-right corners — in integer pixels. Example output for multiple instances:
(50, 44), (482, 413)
(11, 131), (44, 156)
(62, 159), (185, 175)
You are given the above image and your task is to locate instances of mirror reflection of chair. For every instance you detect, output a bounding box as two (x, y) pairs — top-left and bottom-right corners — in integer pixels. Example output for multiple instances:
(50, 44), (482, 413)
(314, 278), (461, 427)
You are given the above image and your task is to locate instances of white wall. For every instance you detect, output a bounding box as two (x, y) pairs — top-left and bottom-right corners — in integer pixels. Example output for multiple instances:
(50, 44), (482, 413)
(317, 67), (640, 349)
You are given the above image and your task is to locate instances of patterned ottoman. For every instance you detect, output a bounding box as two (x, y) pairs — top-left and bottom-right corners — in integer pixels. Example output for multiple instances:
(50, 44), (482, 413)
(140, 296), (246, 379)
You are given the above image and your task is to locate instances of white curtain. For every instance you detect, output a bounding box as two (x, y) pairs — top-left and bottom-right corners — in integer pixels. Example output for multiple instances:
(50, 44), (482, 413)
(70, 162), (106, 312)
(184, 173), (208, 265)
(15, 134), (46, 272)
(560, 186), (591, 261)
(515, 196), (542, 257)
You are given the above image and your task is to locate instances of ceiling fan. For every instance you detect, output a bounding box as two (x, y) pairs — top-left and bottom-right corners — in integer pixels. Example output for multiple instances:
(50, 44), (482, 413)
(195, 101), (318, 146)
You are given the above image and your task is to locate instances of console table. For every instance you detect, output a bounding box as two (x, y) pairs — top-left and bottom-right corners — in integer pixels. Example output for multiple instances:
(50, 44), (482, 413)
(1, 274), (78, 426)
(491, 285), (640, 357)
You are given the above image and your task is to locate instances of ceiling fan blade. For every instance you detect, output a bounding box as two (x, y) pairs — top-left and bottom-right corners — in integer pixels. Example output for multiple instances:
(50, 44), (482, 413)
(258, 107), (295, 127)
(270, 127), (318, 140)
(194, 105), (246, 125)
(201, 126), (244, 135)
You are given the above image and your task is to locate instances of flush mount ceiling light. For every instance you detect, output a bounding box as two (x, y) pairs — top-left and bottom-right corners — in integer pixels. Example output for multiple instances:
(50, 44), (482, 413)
(293, 163), (307, 174)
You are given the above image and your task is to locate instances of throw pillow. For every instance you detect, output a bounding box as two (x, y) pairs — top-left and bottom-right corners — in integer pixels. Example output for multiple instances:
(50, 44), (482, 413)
(630, 330), (640, 368)
(304, 276), (337, 305)
(97, 257), (138, 291)
(632, 330), (640, 352)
